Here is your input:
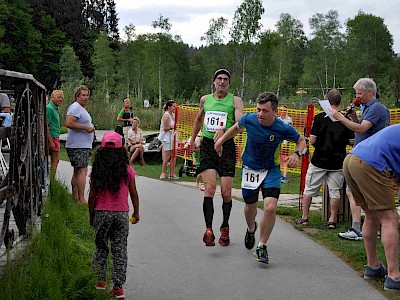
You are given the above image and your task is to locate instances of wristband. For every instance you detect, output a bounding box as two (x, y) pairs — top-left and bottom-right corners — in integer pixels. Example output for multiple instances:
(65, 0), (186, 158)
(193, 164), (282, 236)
(294, 150), (302, 158)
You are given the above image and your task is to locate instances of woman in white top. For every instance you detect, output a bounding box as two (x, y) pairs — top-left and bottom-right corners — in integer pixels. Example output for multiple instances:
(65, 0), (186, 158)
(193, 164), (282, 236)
(128, 117), (146, 165)
(158, 100), (178, 179)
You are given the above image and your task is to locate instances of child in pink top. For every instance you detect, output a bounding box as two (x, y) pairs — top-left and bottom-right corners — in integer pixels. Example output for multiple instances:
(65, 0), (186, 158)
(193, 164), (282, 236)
(89, 131), (140, 299)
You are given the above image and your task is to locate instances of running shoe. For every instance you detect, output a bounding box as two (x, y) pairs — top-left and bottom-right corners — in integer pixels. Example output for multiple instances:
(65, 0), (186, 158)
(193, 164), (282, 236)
(364, 263), (388, 280)
(110, 287), (125, 299)
(203, 228), (215, 246)
(338, 228), (363, 240)
(95, 280), (107, 290)
(254, 244), (269, 264)
(219, 226), (230, 246)
(384, 277), (400, 291)
(168, 173), (179, 180)
(159, 173), (166, 180)
(280, 176), (288, 183)
(244, 222), (258, 250)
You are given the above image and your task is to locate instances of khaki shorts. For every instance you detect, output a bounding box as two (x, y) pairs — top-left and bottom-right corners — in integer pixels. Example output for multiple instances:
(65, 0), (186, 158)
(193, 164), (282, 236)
(161, 141), (173, 151)
(123, 126), (130, 144)
(343, 154), (396, 210)
(303, 163), (344, 198)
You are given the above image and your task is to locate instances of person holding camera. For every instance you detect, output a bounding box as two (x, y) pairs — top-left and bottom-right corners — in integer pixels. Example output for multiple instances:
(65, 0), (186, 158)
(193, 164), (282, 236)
(117, 98), (134, 144)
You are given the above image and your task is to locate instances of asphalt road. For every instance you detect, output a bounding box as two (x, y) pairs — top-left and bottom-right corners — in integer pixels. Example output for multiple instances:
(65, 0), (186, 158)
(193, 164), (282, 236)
(56, 160), (386, 300)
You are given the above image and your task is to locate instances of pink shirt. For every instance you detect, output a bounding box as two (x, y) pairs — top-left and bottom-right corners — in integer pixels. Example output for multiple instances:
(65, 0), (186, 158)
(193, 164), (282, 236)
(94, 166), (136, 212)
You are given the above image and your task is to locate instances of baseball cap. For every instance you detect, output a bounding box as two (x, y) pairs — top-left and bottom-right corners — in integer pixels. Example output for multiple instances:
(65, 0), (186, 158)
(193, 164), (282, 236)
(213, 68), (231, 82)
(101, 131), (123, 149)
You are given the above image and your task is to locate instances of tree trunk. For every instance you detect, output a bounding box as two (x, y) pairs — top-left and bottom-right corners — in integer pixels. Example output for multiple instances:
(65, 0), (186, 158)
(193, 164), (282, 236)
(241, 55), (246, 99)
(158, 53), (162, 109)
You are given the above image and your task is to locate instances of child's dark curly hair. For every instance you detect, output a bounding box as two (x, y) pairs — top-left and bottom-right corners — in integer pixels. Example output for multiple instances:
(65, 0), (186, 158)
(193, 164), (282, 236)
(91, 147), (129, 194)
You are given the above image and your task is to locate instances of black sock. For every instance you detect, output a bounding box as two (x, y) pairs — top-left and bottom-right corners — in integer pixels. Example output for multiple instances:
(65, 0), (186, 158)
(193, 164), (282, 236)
(221, 200), (232, 228)
(203, 197), (214, 228)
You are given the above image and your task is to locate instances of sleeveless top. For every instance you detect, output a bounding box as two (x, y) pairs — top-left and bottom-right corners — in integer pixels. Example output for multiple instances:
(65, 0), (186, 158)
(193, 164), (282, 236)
(202, 93), (235, 139)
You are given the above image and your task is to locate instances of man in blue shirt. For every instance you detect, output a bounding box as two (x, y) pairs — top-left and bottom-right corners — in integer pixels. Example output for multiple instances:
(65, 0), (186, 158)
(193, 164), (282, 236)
(343, 124), (400, 291)
(215, 92), (306, 263)
(332, 78), (389, 240)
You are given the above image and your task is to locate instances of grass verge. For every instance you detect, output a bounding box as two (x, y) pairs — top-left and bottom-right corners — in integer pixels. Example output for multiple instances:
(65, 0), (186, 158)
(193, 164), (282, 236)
(0, 179), (109, 300)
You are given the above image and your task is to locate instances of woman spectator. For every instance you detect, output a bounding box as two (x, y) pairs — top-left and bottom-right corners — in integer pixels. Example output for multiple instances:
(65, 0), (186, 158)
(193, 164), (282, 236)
(158, 100), (178, 179)
(127, 117), (146, 166)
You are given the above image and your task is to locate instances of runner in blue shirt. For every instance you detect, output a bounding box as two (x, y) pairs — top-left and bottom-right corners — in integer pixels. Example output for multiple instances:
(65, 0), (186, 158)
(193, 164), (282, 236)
(215, 92), (306, 264)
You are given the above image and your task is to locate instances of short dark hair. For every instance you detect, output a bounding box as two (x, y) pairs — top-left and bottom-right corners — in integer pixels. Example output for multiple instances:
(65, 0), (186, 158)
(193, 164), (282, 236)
(257, 92), (278, 110)
(325, 89), (341, 106)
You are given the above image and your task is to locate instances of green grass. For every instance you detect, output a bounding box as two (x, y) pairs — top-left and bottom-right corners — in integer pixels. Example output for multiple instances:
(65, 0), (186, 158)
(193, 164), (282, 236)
(0, 179), (109, 300)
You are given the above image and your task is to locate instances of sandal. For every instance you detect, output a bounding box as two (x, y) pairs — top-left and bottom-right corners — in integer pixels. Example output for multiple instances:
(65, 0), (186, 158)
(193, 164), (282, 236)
(327, 222), (337, 229)
(294, 218), (308, 225)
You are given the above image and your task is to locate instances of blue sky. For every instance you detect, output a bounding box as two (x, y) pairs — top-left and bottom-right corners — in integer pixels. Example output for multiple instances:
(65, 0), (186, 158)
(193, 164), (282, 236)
(115, 0), (400, 53)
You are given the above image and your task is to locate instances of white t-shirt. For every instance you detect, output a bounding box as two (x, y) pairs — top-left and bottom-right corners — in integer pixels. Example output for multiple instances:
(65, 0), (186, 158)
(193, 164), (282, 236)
(66, 102), (94, 149)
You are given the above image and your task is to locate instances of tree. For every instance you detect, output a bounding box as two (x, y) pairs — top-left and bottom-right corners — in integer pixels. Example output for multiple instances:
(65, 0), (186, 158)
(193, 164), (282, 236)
(274, 13), (306, 96)
(1, 0), (41, 74)
(201, 17), (228, 92)
(343, 12), (394, 88)
(303, 10), (344, 97)
(201, 17), (228, 46)
(116, 36), (146, 100)
(152, 14), (172, 109)
(32, 10), (67, 89)
(124, 23), (136, 42)
(230, 0), (264, 99)
(60, 45), (83, 86)
(105, 0), (119, 43)
(91, 32), (116, 103)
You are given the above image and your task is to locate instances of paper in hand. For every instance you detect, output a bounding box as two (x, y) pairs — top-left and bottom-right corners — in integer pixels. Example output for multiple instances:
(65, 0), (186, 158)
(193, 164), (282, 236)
(319, 100), (339, 122)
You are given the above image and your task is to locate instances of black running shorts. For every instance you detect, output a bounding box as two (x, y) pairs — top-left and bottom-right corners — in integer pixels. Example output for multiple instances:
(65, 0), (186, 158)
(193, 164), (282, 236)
(199, 137), (236, 177)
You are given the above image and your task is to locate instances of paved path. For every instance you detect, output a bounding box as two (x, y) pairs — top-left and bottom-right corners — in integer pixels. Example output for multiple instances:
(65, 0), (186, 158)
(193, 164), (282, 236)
(55, 160), (385, 300)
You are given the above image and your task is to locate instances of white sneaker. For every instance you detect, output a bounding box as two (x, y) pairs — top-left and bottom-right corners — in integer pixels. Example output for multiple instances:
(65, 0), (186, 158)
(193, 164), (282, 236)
(338, 228), (363, 240)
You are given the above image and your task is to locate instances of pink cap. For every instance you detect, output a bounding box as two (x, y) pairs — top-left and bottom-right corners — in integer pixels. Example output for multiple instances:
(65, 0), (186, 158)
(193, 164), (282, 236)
(101, 131), (123, 149)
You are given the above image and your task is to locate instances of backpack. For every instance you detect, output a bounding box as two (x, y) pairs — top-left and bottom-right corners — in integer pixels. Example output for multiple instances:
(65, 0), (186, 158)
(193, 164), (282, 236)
(115, 125), (125, 145)
(148, 138), (161, 150)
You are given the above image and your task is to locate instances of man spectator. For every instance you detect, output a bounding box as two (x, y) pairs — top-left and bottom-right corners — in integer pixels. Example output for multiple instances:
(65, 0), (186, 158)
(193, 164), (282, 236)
(117, 98), (134, 144)
(295, 89), (354, 228)
(65, 85), (94, 204)
(0, 93), (11, 113)
(343, 124), (400, 291)
(46, 90), (64, 175)
(332, 78), (389, 240)
(215, 92), (306, 263)
(190, 68), (244, 247)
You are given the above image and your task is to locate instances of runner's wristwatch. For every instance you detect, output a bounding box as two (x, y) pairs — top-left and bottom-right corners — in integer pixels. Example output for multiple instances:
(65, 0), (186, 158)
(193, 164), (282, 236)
(294, 150), (302, 158)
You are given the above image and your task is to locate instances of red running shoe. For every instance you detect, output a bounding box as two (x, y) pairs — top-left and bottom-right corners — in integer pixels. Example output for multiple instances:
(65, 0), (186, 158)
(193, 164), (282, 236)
(219, 226), (230, 246)
(111, 287), (125, 299)
(203, 228), (215, 246)
(95, 280), (107, 290)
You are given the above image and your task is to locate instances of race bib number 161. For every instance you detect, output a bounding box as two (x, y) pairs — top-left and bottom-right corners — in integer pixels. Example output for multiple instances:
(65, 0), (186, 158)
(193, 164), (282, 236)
(204, 111), (228, 132)
(241, 168), (268, 190)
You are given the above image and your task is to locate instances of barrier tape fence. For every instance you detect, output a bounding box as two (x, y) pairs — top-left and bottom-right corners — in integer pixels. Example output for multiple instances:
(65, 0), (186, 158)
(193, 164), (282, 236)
(173, 105), (400, 200)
